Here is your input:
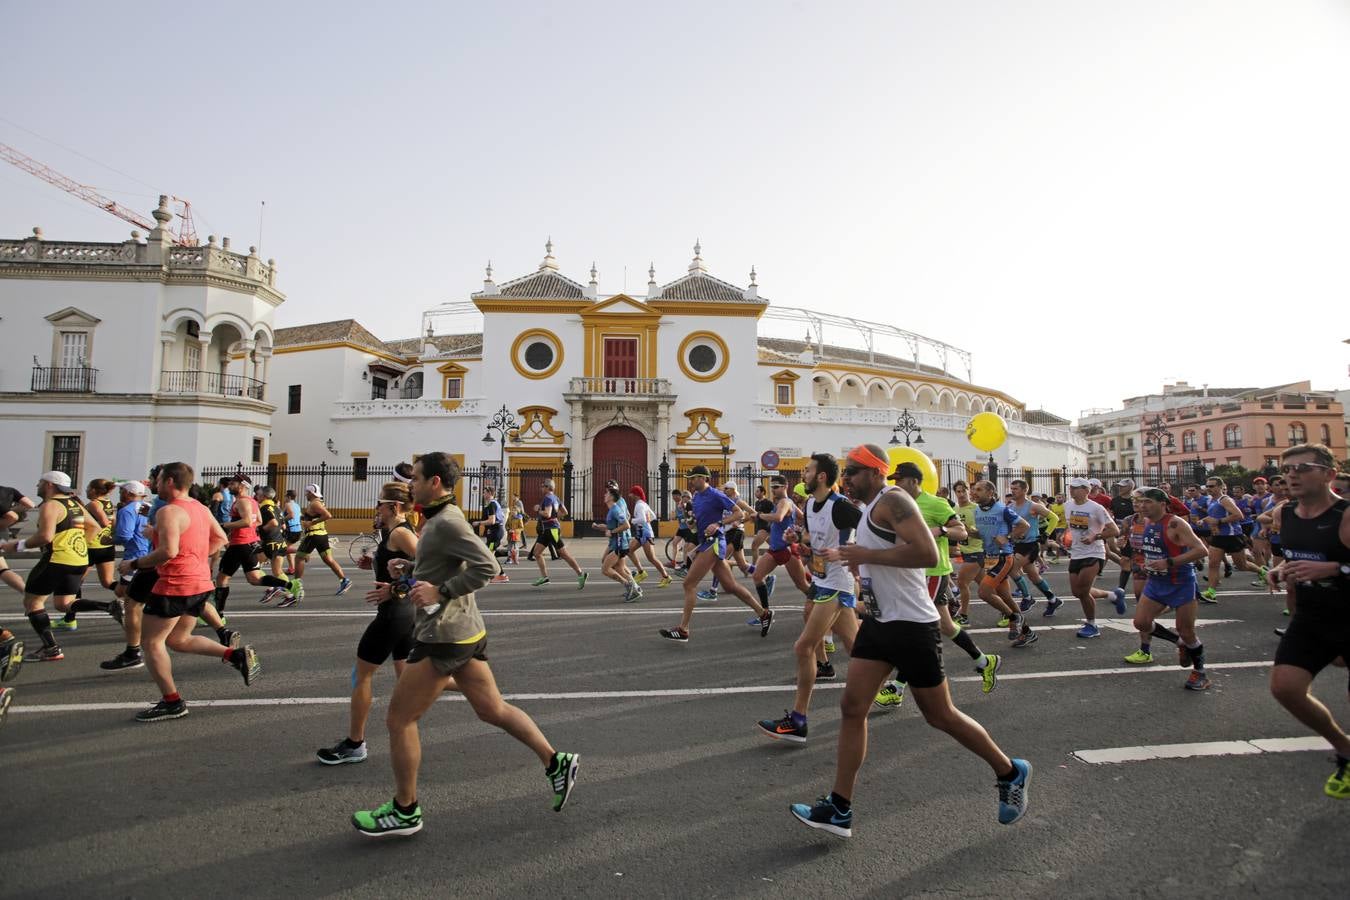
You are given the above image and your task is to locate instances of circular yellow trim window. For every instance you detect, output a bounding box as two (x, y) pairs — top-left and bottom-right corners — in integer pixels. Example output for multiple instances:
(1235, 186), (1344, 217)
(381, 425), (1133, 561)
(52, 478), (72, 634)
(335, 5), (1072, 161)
(511, 329), (564, 379)
(677, 331), (729, 382)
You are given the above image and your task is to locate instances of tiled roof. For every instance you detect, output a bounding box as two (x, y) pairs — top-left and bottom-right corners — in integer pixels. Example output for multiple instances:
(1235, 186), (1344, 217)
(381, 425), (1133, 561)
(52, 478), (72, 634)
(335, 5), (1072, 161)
(479, 269), (586, 300)
(384, 333), (483, 358)
(757, 346), (802, 364)
(1024, 409), (1071, 426)
(273, 319), (394, 355)
(756, 337), (948, 379)
(657, 272), (760, 303)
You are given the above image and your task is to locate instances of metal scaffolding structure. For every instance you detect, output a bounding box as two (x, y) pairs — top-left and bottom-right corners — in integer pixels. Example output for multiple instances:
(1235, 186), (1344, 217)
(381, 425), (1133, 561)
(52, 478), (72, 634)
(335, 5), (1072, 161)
(761, 305), (973, 382)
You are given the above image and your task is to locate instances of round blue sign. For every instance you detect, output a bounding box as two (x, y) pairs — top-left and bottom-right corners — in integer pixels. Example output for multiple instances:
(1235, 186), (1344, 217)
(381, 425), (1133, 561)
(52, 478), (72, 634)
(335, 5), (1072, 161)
(760, 450), (780, 469)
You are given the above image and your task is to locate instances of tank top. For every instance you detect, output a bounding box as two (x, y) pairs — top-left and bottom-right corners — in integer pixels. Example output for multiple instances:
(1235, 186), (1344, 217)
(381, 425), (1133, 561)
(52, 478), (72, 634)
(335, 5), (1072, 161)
(1011, 499), (1040, 541)
(258, 498), (281, 538)
(1141, 514), (1195, 584)
(86, 497), (115, 550)
(804, 492), (855, 594)
(1280, 498), (1350, 620)
(856, 487), (937, 623)
(481, 499), (503, 538)
(46, 495), (89, 567)
(285, 500), (302, 530)
(228, 496), (260, 546)
(304, 502), (328, 535)
(1126, 515), (1148, 561)
(1207, 497), (1238, 536)
(156, 498), (215, 596)
(375, 520), (416, 583)
(955, 503), (983, 553)
(768, 503), (796, 550)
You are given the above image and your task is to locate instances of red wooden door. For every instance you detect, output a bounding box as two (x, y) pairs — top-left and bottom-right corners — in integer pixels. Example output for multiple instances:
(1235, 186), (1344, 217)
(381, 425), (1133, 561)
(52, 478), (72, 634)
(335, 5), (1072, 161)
(603, 337), (638, 393)
(592, 425), (647, 520)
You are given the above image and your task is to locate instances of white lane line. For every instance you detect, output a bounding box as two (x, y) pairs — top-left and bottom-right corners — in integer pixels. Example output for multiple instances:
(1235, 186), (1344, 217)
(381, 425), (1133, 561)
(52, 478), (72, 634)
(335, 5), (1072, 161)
(1073, 736), (1333, 764)
(10, 658), (1275, 715)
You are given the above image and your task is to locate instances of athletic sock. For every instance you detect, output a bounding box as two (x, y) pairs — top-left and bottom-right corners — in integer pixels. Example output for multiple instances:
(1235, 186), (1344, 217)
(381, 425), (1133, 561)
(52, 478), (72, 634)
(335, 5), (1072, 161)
(1151, 623), (1180, 644)
(951, 626), (982, 661)
(28, 610), (57, 648)
(1015, 575), (1032, 597)
(710, 576), (720, 591)
(1035, 579), (1055, 599)
(756, 582), (769, 604)
(789, 710), (807, 727)
(1140, 642), (1151, 655)
(1117, 569), (1130, 590)
(828, 792), (850, 813)
(125, 644), (141, 655)
(71, 598), (111, 613)
(1187, 641), (1205, 670)
(973, 652), (989, 669)
(214, 586), (230, 613)
(342, 737), (364, 749)
(998, 766), (1019, 783)
(164, 692), (181, 703)
(62, 608), (77, 622)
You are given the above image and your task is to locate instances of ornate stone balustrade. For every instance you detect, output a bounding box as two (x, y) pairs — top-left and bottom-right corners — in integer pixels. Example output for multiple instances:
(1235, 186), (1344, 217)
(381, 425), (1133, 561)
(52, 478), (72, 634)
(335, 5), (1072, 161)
(0, 235), (276, 288)
(332, 397), (484, 419)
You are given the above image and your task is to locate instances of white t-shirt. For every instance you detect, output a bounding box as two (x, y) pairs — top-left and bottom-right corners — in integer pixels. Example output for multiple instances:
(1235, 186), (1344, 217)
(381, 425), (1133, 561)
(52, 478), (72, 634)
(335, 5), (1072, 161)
(1063, 499), (1113, 560)
(632, 499), (655, 532)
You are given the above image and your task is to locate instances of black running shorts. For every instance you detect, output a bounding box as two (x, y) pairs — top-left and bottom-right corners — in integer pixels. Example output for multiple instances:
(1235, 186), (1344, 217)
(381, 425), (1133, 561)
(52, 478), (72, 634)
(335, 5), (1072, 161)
(299, 533), (331, 557)
(1209, 534), (1246, 554)
(356, 603), (416, 666)
(407, 635), (489, 676)
(1069, 557), (1104, 575)
(1013, 541), (1040, 564)
(144, 590), (211, 619)
(851, 618), (944, 689)
(126, 567), (159, 603)
(1274, 612), (1350, 689)
(218, 543), (261, 576)
(25, 560), (85, 597)
(87, 546), (117, 566)
(726, 528), (744, 552)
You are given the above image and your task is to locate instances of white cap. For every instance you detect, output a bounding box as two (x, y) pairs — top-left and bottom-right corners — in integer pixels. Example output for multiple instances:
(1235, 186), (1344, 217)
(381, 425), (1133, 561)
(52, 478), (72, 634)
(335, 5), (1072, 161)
(305, 483), (322, 498)
(1068, 476), (1091, 489)
(722, 482), (738, 493)
(120, 480), (149, 497)
(39, 470), (72, 490)
(1087, 478), (1103, 488)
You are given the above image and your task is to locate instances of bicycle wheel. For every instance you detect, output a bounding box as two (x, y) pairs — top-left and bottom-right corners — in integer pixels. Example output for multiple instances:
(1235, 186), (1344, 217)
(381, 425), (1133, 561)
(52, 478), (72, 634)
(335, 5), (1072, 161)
(664, 536), (677, 564)
(348, 533), (378, 566)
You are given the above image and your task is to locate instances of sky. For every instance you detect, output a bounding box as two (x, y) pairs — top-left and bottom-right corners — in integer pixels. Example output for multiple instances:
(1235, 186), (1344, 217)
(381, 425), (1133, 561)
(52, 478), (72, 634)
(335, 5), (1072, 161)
(3, 0), (1348, 422)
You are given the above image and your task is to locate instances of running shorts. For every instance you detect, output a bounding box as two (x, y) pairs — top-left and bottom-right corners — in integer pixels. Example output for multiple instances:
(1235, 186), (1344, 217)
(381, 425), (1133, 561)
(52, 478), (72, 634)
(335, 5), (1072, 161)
(299, 533), (331, 557)
(767, 545), (799, 565)
(1240, 522), (1255, 537)
(407, 635), (489, 676)
(88, 546), (117, 566)
(219, 543), (261, 576)
(25, 560), (85, 597)
(981, 554), (1014, 587)
(144, 590), (211, 619)
(607, 535), (630, 555)
(126, 567), (159, 603)
(285, 529), (302, 546)
(1013, 541), (1040, 563)
(1142, 576), (1197, 609)
(851, 618), (944, 689)
(356, 603), (416, 665)
(958, 551), (985, 567)
(811, 588), (857, 609)
(726, 528), (744, 552)
(1270, 542), (1284, 559)
(1209, 534), (1246, 554)
(676, 528), (698, 544)
(535, 524), (565, 551)
(1069, 557), (1104, 575)
(696, 535), (728, 560)
(261, 538), (287, 560)
(633, 526), (655, 546)
(926, 575), (954, 605)
(1274, 613), (1350, 688)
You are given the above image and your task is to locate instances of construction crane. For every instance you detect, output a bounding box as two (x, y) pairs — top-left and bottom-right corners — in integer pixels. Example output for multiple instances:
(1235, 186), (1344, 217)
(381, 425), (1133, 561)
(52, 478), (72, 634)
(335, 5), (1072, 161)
(0, 141), (198, 246)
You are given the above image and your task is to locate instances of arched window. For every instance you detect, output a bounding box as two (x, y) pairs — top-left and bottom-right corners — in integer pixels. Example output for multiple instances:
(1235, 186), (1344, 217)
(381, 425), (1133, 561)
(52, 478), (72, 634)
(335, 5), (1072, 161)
(1203, 429), (1213, 451)
(1320, 423), (1331, 444)
(1224, 425), (1242, 448)
(1288, 422), (1306, 444)
(1263, 423), (1275, 447)
(1182, 430), (1197, 453)
(401, 371), (424, 399)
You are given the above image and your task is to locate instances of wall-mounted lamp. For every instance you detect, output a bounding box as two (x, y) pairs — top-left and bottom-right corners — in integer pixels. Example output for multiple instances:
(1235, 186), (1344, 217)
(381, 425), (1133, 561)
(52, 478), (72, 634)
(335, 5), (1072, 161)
(325, 438), (337, 455)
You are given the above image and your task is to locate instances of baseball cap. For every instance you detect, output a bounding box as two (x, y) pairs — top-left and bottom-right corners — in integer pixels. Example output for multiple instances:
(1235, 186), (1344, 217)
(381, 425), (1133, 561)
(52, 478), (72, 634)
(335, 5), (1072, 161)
(723, 482), (738, 493)
(1114, 478), (1135, 489)
(120, 480), (149, 497)
(39, 470), (72, 490)
(887, 462), (924, 482)
(1087, 478), (1103, 488)
(793, 483), (808, 499)
(686, 465), (711, 478)
(1068, 477), (1091, 489)
(304, 483), (323, 498)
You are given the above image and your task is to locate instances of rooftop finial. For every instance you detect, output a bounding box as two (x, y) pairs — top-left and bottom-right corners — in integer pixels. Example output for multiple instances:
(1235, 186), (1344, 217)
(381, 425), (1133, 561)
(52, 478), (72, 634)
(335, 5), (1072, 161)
(485, 259), (493, 280)
(749, 265), (757, 286)
(648, 262), (656, 283)
(540, 237), (559, 271)
(688, 238), (707, 274)
(589, 261), (598, 284)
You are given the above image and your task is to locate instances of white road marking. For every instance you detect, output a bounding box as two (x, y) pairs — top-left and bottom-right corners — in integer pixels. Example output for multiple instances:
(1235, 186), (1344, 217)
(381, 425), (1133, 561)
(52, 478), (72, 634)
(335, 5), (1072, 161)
(1073, 735), (1333, 764)
(10, 658), (1275, 715)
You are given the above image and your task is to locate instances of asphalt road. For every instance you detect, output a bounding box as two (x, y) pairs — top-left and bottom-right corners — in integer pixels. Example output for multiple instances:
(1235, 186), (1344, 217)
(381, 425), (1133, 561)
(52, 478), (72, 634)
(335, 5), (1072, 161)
(2, 546), (1346, 899)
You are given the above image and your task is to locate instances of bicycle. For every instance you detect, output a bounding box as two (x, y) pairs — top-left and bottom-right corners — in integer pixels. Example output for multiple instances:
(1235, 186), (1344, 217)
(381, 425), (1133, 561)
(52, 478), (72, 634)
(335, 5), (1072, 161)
(347, 530), (379, 568)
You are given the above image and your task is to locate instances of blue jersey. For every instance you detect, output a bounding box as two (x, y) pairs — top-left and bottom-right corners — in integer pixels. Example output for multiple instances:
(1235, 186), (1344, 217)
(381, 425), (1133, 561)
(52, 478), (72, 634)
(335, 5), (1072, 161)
(285, 500), (302, 531)
(539, 492), (562, 526)
(605, 503), (630, 551)
(114, 502), (151, 560)
(1207, 497), (1238, 536)
(974, 502), (1020, 556)
(1188, 498), (1211, 535)
(691, 486), (736, 539)
(768, 504), (796, 551)
(217, 488), (234, 524)
(1141, 515), (1195, 585)
(1010, 500), (1039, 541)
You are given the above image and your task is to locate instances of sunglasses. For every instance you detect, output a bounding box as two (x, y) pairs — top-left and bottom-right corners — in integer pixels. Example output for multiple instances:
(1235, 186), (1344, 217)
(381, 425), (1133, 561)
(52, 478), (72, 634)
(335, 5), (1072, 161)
(841, 464), (866, 477)
(1279, 462), (1331, 475)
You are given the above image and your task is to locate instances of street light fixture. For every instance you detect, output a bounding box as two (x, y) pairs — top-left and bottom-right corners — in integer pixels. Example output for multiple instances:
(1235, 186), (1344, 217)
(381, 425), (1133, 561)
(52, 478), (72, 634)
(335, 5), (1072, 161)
(889, 409), (925, 447)
(1142, 414), (1175, 480)
(482, 404), (520, 490)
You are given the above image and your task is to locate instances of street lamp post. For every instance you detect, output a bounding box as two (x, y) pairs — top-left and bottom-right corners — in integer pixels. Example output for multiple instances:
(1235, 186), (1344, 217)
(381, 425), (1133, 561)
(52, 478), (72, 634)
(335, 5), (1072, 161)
(720, 442), (731, 483)
(1142, 414), (1175, 482)
(889, 409), (925, 448)
(481, 404), (520, 491)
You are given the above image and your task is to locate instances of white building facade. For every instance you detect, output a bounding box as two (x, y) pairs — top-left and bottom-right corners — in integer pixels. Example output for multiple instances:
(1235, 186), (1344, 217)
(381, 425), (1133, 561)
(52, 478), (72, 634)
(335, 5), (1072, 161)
(0, 198), (282, 484)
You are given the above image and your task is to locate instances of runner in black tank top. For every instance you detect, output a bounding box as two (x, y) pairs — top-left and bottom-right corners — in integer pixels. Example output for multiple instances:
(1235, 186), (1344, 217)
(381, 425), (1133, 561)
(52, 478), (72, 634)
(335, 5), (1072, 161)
(1266, 443), (1350, 799)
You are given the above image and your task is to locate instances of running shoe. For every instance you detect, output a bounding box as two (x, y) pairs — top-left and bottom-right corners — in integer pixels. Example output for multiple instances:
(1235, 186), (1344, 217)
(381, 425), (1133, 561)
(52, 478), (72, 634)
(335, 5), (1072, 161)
(260, 587), (280, 604)
(1042, 597), (1063, 617)
(276, 593), (299, 609)
(490, 574), (510, 584)
(1123, 649), (1154, 665)
(634, 570), (648, 584)
(979, 654), (1001, 692)
(336, 577), (353, 596)
(760, 609), (775, 637)
(872, 682), (904, 711)
(758, 711), (808, 744)
(947, 599), (961, 619)
(135, 698), (188, 722)
(823, 636), (836, 654)
(1178, 644), (1193, 667)
(1018, 596), (1035, 613)
(577, 572), (588, 590)
(626, 587), (643, 604)
(1006, 616), (1021, 641)
(657, 575), (671, 588)
(352, 799), (422, 837)
(1012, 590), (1027, 600)
(1326, 758), (1350, 799)
(0, 637), (23, 682)
(228, 646), (261, 685)
(26, 645), (64, 662)
(547, 751), (580, 811)
(1184, 671), (1211, 691)
(816, 661), (836, 681)
(1075, 623), (1100, 639)
(532, 577), (550, 586)
(764, 574), (777, 600)
(997, 615), (1012, 628)
(746, 616), (762, 627)
(54, 618), (77, 631)
(622, 581), (634, 602)
(789, 795), (852, 838)
(316, 738), (368, 766)
(1223, 562), (1232, 579)
(1200, 587), (1218, 604)
(996, 759), (1032, 825)
(218, 629), (243, 650)
(955, 613), (971, 626)
(1111, 587), (1127, 615)
(0, 685), (11, 727)
(1283, 608), (1290, 616)
(697, 589), (718, 602)
(99, 649), (143, 671)
(659, 626), (689, 642)
(108, 599), (124, 625)
(1011, 631), (1038, 648)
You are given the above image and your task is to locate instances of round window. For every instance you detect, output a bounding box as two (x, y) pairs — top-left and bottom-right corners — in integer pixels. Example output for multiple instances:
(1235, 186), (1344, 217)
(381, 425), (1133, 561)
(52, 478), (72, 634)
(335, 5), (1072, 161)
(688, 344), (718, 373)
(524, 341), (555, 371)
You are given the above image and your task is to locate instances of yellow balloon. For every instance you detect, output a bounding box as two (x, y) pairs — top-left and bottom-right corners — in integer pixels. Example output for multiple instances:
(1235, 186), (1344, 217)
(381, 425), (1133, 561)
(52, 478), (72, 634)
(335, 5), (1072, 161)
(886, 445), (939, 495)
(966, 412), (1007, 453)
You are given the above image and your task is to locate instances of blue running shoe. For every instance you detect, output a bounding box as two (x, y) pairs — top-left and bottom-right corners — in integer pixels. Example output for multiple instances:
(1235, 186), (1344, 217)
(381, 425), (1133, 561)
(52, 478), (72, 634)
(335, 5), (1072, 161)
(336, 577), (353, 596)
(697, 589), (717, 602)
(997, 759), (1032, 824)
(1042, 597), (1063, 617)
(1111, 587), (1127, 615)
(764, 574), (777, 600)
(1076, 623), (1101, 639)
(1018, 595), (1035, 613)
(789, 795), (852, 838)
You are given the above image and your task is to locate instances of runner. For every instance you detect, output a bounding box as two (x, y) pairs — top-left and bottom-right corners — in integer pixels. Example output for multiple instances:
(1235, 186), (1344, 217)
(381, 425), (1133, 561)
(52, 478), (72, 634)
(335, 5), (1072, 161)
(100, 480), (153, 671)
(788, 443), (1030, 838)
(1109, 480), (1137, 592)
(283, 489), (303, 573)
(528, 479), (586, 588)
(476, 485), (510, 584)
(214, 478), (292, 613)
(290, 483), (353, 604)
(873, 464), (1002, 713)
(1250, 477), (1274, 573)
(624, 486), (671, 587)
(120, 462), (259, 722)
(970, 480), (1039, 648)
(951, 481), (983, 626)
(757, 454), (862, 743)
(255, 486), (292, 601)
(1047, 493), (1067, 562)
(751, 476), (813, 615)
(0, 484), (35, 684)
(505, 497), (525, 565)
(1265, 443), (1350, 798)
(721, 483), (755, 578)
(1199, 476), (1262, 603)
(1063, 477), (1126, 638)
(1122, 488), (1211, 689)
(592, 486), (640, 602)
(749, 483), (775, 562)
(1007, 479), (1059, 613)
(351, 452), (579, 836)
(318, 481), (420, 765)
(1257, 475), (1293, 627)
(659, 465), (773, 643)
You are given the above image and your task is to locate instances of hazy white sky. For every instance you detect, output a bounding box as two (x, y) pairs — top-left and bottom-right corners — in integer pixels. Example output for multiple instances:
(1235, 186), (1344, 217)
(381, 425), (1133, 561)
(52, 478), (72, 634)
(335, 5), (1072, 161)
(4, 1), (1347, 420)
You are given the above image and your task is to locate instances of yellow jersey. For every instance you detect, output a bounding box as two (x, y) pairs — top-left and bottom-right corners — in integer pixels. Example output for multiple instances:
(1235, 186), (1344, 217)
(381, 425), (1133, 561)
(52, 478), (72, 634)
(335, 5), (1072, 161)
(47, 495), (89, 567)
(86, 497), (115, 549)
(303, 501), (329, 536)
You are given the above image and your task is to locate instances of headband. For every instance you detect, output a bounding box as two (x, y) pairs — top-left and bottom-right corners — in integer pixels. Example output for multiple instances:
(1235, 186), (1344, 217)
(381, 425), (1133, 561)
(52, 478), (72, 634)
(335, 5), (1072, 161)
(846, 445), (890, 475)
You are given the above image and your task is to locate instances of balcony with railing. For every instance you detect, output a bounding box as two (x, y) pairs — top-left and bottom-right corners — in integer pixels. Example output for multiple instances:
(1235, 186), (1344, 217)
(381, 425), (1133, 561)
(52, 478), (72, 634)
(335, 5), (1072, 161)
(160, 370), (266, 401)
(32, 365), (97, 392)
(565, 377), (675, 400)
(332, 396), (485, 419)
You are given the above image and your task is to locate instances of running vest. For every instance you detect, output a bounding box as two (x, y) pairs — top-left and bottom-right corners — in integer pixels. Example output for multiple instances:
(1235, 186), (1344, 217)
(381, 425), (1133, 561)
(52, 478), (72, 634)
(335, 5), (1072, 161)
(804, 492), (855, 594)
(856, 487), (936, 623)
(768, 503), (796, 551)
(86, 497), (115, 550)
(955, 503), (983, 553)
(285, 501), (302, 531)
(228, 496), (260, 546)
(481, 499), (503, 539)
(1011, 499), (1040, 541)
(303, 502), (328, 535)
(1207, 496), (1238, 536)
(1141, 514), (1195, 584)
(974, 501), (1018, 556)
(1126, 515), (1148, 562)
(1280, 498), (1350, 619)
(156, 498), (215, 596)
(375, 520), (415, 583)
(45, 495), (89, 567)
(258, 498), (282, 538)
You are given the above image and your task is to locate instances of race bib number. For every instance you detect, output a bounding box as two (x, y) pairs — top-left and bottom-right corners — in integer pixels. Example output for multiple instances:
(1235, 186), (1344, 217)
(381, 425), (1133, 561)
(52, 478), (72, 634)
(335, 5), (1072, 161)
(858, 576), (880, 618)
(808, 550), (828, 577)
(1068, 513), (1091, 530)
(983, 554), (1001, 572)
